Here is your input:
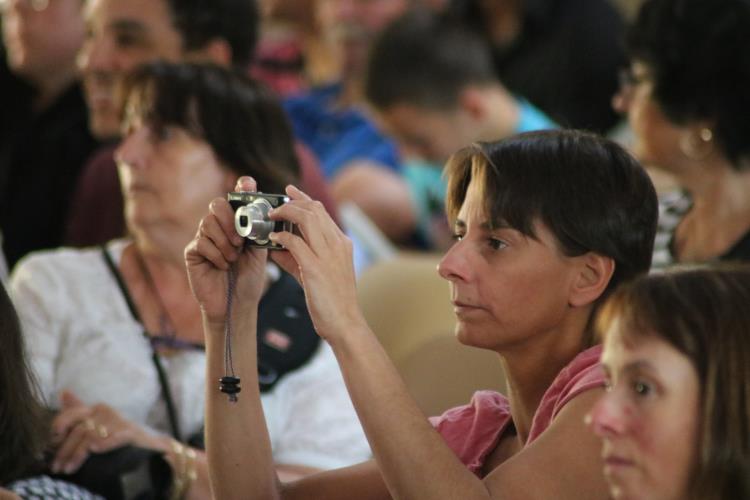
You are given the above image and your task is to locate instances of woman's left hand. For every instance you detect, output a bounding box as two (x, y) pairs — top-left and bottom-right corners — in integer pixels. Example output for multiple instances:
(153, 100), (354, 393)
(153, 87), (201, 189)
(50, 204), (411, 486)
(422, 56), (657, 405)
(50, 391), (165, 474)
(269, 185), (367, 342)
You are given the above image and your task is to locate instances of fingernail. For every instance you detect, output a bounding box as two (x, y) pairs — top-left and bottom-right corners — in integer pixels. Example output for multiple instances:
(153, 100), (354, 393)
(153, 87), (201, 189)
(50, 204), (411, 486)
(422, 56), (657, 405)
(269, 232), (277, 241)
(64, 463), (76, 474)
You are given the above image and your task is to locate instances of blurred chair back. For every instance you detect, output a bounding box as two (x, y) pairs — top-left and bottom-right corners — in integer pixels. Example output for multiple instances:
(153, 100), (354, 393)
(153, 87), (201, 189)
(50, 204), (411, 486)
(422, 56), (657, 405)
(357, 253), (506, 416)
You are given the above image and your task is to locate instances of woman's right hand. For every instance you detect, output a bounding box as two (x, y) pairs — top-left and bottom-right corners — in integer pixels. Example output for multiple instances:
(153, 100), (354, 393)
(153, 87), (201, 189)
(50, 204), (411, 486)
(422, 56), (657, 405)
(185, 176), (268, 324)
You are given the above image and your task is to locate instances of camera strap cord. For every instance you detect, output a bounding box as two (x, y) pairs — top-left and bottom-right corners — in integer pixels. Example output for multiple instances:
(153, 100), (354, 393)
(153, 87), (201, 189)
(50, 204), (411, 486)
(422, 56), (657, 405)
(219, 264), (241, 402)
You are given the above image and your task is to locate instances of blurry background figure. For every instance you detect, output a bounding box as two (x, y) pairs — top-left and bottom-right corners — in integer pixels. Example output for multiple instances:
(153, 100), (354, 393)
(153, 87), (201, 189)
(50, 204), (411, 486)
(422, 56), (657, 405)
(282, 0), (417, 244)
(0, 281), (100, 499)
(365, 10), (556, 250)
(589, 265), (750, 500)
(0, 0), (98, 270)
(64, 0), (337, 249)
(11, 62), (369, 498)
(613, 0), (750, 269)
(251, 0), (341, 96)
(446, 0), (627, 134)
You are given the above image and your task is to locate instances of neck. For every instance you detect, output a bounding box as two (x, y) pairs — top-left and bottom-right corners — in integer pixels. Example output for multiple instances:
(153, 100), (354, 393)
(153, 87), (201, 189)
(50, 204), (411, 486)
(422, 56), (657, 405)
(499, 306), (592, 444)
(128, 220), (196, 267)
(337, 74), (363, 109)
(673, 161), (750, 260)
(480, 85), (520, 141)
(28, 65), (78, 113)
(679, 158), (750, 214)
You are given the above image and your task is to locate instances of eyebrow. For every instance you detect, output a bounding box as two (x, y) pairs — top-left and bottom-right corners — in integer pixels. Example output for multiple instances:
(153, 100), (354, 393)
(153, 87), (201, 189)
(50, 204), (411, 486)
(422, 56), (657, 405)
(454, 219), (513, 231)
(601, 359), (658, 378)
(108, 19), (151, 35)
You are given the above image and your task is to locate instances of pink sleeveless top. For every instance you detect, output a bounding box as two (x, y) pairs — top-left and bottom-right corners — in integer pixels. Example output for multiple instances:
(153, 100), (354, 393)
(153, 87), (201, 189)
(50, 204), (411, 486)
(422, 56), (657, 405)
(429, 345), (604, 476)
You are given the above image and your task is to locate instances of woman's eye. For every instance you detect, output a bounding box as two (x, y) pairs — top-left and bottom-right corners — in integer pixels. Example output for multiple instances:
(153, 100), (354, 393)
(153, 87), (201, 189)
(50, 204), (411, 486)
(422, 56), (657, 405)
(633, 380), (652, 397)
(488, 238), (507, 250)
(150, 126), (173, 142)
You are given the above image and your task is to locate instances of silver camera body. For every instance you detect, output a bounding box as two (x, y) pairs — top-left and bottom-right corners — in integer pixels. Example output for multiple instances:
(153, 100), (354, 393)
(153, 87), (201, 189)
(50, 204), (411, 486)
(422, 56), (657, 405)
(227, 191), (292, 249)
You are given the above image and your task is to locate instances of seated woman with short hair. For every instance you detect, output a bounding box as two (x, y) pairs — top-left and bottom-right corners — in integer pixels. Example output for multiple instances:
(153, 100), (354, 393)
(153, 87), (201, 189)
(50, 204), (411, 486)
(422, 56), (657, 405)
(187, 129), (659, 499)
(10, 62), (369, 499)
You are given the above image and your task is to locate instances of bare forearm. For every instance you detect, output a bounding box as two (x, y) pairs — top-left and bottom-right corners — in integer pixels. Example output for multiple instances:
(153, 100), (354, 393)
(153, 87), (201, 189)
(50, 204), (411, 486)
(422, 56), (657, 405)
(330, 326), (492, 500)
(204, 312), (280, 500)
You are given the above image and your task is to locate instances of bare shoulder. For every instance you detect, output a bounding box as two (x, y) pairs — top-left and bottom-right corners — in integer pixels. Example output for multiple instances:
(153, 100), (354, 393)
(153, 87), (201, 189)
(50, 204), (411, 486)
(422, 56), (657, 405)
(484, 388), (608, 500)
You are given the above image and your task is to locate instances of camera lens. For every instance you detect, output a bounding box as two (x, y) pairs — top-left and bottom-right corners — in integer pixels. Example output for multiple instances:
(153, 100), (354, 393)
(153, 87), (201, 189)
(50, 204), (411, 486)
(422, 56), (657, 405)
(234, 198), (275, 243)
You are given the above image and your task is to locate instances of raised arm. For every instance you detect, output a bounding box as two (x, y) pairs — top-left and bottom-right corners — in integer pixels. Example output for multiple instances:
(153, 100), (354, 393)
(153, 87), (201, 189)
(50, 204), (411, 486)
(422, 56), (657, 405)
(185, 177), (277, 499)
(268, 186), (608, 500)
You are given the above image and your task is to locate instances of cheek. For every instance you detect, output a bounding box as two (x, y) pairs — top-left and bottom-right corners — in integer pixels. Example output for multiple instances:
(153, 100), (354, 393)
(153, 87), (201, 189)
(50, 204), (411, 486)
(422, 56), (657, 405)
(634, 407), (700, 497)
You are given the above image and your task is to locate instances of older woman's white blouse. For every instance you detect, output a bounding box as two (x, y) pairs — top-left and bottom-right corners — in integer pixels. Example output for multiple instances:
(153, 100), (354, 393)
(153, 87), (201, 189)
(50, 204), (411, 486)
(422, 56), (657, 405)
(10, 240), (370, 469)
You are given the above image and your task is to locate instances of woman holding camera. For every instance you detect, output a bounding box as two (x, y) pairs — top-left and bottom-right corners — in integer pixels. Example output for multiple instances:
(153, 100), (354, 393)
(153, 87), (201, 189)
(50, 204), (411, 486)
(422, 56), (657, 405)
(589, 265), (750, 500)
(188, 129), (659, 499)
(10, 62), (369, 497)
(614, 0), (750, 269)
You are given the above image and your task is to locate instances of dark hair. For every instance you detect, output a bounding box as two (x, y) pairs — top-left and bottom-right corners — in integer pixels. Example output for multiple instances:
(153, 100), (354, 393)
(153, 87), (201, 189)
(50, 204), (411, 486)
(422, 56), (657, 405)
(446, 130), (658, 296)
(627, 0), (750, 168)
(123, 62), (299, 194)
(165, 0), (259, 68)
(596, 264), (750, 500)
(0, 282), (47, 483)
(365, 9), (497, 111)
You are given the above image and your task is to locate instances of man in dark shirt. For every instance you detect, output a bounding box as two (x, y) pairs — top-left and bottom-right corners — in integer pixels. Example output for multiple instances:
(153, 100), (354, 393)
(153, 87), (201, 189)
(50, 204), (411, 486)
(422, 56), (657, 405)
(0, 0), (99, 269)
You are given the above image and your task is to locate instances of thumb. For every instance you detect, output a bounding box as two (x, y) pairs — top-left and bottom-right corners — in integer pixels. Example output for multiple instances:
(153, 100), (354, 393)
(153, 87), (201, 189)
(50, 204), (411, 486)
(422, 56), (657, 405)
(60, 390), (84, 409)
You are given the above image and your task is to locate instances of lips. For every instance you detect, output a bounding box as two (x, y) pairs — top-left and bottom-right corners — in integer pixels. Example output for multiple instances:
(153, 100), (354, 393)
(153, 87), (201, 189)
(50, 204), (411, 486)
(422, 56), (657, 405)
(602, 454), (636, 469)
(451, 300), (484, 315)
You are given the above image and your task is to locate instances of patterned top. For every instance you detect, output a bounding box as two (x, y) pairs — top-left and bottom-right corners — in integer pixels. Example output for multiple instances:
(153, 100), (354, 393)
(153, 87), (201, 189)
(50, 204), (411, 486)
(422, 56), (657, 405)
(7, 476), (102, 500)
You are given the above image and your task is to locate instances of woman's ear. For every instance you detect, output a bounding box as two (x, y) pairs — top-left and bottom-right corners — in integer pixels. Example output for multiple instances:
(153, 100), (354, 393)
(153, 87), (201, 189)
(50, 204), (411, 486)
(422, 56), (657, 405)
(569, 253), (615, 308)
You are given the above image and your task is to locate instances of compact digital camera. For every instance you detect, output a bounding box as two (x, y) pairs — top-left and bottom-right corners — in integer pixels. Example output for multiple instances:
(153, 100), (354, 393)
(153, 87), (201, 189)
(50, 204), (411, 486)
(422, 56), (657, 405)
(227, 191), (293, 249)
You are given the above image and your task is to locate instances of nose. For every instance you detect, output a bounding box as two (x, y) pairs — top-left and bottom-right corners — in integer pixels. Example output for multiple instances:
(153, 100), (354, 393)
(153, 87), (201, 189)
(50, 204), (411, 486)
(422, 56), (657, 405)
(611, 84), (633, 115)
(437, 239), (471, 283)
(587, 391), (628, 438)
(78, 33), (116, 73)
(114, 128), (150, 170)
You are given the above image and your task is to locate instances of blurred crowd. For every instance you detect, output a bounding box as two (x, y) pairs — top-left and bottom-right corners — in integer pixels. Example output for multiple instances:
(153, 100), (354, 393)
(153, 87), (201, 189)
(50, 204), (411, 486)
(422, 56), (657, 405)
(1, 0), (749, 499)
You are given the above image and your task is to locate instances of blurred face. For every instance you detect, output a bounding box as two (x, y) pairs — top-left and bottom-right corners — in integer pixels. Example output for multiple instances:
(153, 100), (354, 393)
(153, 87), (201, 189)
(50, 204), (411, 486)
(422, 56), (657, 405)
(377, 103), (480, 164)
(437, 178), (583, 352)
(588, 328), (700, 500)
(324, 0), (408, 75)
(1, 0), (85, 85)
(78, 0), (184, 139)
(613, 62), (685, 172)
(114, 101), (235, 233)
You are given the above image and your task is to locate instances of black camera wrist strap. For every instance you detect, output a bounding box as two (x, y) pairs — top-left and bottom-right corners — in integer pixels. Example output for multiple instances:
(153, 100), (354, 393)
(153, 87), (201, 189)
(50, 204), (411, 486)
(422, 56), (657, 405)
(219, 264), (241, 402)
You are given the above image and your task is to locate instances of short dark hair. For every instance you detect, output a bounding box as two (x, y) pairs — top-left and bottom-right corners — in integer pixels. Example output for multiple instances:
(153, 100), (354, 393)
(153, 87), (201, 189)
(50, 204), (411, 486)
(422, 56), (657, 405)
(627, 0), (750, 168)
(0, 282), (47, 482)
(124, 62), (299, 194)
(165, 0), (259, 68)
(596, 264), (750, 500)
(446, 130), (658, 296)
(365, 9), (497, 111)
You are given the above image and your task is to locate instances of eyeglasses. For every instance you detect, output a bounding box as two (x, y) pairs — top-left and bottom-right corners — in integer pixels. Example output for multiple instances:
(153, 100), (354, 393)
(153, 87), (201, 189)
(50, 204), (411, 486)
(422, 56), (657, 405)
(0, 0), (50, 13)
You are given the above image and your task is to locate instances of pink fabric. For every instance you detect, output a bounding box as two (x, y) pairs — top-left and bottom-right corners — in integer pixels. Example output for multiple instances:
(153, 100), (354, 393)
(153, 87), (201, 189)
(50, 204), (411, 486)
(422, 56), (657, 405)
(430, 345), (604, 476)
